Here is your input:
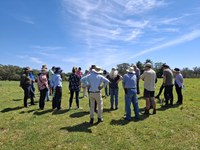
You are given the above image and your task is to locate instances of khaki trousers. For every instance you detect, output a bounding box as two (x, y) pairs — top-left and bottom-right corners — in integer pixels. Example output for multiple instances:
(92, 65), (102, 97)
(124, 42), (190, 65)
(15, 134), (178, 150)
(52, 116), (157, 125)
(89, 92), (103, 119)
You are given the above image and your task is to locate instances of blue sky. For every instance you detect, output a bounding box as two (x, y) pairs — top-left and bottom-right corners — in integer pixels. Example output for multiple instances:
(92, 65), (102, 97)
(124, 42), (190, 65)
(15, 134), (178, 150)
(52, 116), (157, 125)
(0, 0), (200, 73)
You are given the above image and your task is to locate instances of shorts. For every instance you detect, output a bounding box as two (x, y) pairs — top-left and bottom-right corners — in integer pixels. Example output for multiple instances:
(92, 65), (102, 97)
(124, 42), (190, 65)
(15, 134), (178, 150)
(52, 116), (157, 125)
(144, 89), (155, 98)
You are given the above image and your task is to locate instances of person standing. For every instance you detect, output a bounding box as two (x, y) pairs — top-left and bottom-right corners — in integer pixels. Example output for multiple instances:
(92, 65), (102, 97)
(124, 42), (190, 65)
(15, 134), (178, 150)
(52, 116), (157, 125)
(51, 67), (63, 110)
(106, 68), (122, 110)
(122, 67), (140, 120)
(37, 68), (49, 110)
(20, 67), (35, 107)
(81, 66), (109, 124)
(173, 68), (183, 105)
(48, 66), (56, 98)
(140, 63), (157, 114)
(82, 69), (89, 98)
(103, 70), (110, 97)
(162, 64), (174, 106)
(68, 67), (81, 109)
(132, 64), (140, 94)
(76, 67), (83, 78)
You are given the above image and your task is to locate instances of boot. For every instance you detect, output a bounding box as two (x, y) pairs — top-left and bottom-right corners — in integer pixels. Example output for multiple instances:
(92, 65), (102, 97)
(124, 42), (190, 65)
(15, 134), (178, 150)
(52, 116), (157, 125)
(144, 108), (149, 115)
(153, 109), (156, 114)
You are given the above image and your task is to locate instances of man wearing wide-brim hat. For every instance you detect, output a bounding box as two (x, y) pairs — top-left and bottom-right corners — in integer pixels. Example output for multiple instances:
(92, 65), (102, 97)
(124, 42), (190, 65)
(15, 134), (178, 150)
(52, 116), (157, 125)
(81, 65), (110, 124)
(122, 66), (140, 120)
(140, 63), (157, 114)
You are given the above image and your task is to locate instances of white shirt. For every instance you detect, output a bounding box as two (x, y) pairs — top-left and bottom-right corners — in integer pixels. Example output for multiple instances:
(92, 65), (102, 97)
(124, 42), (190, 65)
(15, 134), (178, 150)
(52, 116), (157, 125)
(140, 69), (156, 91)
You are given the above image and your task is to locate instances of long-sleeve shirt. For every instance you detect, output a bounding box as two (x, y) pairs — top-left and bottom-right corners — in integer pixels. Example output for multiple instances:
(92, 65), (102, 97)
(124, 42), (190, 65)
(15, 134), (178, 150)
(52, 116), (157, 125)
(38, 74), (48, 90)
(68, 73), (80, 91)
(81, 71), (110, 92)
(175, 73), (183, 87)
(51, 73), (62, 89)
(122, 73), (137, 89)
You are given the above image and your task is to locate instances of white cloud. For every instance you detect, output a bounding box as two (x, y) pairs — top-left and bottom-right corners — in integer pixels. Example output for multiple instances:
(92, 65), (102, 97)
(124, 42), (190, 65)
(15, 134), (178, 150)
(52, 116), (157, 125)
(127, 29), (200, 59)
(18, 16), (35, 24)
(32, 45), (65, 51)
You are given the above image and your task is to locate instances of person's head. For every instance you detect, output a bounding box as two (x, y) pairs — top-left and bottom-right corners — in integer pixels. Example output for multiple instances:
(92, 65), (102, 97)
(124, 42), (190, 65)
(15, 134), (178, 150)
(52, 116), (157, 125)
(42, 64), (47, 70)
(72, 67), (77, 73)
(126, 66), (135, 74)
(23, 67), (32, 74)
(132, 64), (137, 70)
(90, 65), (96, 71)
(41, 68), (48, 74)
(110, 68), (118, 79)
(85, 69), (89, 75)
(78, 67), (82, 71)
(144, 63), (152, 70)
(173, 68), (180, 74)
(55, 67), (62, 74)
(162, 64), (170, 70)
(103, 70), (107, 75)
(52, 66), (56, 72)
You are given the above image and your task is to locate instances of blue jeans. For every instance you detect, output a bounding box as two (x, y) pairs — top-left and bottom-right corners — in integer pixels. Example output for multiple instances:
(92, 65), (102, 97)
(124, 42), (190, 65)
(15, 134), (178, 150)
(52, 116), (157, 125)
(125, 89), (140, 120)
(110, 88), (119, 109)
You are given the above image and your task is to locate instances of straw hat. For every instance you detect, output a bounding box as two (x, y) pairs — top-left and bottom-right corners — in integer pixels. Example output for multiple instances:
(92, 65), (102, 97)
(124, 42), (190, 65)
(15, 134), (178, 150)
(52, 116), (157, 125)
(126, 67), (135, 73)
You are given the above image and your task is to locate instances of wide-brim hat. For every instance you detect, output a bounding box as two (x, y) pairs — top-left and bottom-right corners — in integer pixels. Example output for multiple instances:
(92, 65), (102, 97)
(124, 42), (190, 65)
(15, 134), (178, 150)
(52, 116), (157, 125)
(92, 66), (103, 74)
(162, 64), (170, 68)
(145, 63), (152, 68)
(126, 67), (135, 73)
(24, 67), (32, 72)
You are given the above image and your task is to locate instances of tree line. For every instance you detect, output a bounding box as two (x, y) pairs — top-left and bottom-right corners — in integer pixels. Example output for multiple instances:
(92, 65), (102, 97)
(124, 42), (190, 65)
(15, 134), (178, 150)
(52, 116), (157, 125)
(0, 60), (200, 81)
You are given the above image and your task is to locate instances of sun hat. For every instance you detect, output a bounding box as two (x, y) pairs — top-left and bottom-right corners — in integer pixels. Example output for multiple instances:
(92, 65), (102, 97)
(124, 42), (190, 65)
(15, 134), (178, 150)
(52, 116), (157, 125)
(92, 66), (103, 74)
(55, 67), (63, 73)
(145, 63), (152, 68)
(23, 67), (32, 72)
(162, 64), (170, 68)
(126, 67), (135, 73)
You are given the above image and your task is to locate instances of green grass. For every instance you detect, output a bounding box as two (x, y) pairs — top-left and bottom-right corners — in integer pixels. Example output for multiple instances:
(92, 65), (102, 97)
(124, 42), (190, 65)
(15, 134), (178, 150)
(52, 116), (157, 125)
(0, 79), (200, 150)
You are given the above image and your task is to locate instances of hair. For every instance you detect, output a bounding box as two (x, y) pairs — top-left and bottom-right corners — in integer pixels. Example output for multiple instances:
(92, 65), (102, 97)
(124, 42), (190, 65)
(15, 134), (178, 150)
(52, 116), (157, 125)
(109, 69), (118, 79)
(72, 67), (77, 73)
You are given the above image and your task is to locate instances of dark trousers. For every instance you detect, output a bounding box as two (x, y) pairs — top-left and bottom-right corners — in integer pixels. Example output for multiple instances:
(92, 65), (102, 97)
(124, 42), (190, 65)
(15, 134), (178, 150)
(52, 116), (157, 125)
(156, 84), (164, 97)
(175, 84), (183, 104)
(69, 89), (79, 108)
(136, 79), (140, 94)
(39, 88), (48, 109)
(23, 85), (34, 107)
(164, 85), (174, 105)
(52, 87), (62, 109)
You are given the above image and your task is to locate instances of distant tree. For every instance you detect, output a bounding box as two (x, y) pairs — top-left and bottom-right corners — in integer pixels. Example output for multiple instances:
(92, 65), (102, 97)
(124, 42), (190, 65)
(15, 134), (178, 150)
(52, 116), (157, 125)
(117, 63), (130, 75)
(154, 62), (165, 78)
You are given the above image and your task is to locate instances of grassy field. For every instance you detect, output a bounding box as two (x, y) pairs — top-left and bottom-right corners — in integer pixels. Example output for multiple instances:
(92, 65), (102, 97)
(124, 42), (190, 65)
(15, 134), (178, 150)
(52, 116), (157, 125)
(0, 79), (200, 150)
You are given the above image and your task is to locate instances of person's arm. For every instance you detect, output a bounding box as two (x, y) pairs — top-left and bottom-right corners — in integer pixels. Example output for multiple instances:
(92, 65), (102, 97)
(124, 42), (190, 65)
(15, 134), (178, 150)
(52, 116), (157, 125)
(98, 76), (110, 90)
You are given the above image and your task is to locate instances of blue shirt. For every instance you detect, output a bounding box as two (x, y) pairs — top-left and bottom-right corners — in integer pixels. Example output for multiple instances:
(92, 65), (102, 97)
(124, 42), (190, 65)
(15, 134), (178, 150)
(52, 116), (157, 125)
(51, 73), (62, 89)
(122, 73), (137, 89)
(81, 71), (110, 92)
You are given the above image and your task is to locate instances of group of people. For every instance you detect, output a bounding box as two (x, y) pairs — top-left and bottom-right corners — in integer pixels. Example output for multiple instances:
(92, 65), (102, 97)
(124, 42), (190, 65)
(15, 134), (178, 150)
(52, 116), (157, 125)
(20, 63), (184, 124)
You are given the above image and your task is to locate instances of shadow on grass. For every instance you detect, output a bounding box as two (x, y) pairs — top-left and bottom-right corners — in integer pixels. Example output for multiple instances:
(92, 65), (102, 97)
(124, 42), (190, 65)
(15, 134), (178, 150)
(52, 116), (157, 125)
(103, 108), (116, 113)
(110, 118), (131, 126)
(19, 109), (37, 114)
(1, 106), (24, 113)
(138, 96), (144, 100)
(70, 111), (89, 118)
(157, 104), (180, 111)
(33, 109), (53, 115)
(12, 98), (22, 101)
(60, 122), (96, 133)
(52, 109), (70, 115)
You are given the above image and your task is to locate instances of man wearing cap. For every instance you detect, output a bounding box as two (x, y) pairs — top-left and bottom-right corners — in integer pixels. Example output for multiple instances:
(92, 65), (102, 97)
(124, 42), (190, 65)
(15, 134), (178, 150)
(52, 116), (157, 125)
(81, 65), (110, 124)
(51, 67), (63, 110)
(106, 68), (122, 110)
(20, 67), (35, 107)
(122, 66), (140, 120)
(173, 68), (183, 104)
(162, 64), (174, 106)
(140, 63), (157, 114)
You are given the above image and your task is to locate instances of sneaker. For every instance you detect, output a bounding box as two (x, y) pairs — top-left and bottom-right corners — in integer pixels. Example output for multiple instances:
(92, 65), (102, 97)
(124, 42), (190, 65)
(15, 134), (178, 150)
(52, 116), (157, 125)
(97, 118), (104, 123)
(123, 116), (131, 121)
(68, 107), (72, 110)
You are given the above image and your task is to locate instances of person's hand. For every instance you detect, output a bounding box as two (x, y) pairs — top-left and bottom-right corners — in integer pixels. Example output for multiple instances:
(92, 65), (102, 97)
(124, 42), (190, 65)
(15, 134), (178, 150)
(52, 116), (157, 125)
(98, 85), (103, 90)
